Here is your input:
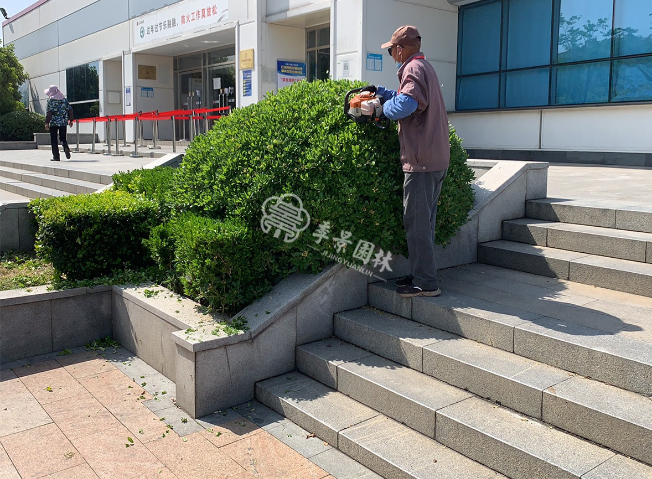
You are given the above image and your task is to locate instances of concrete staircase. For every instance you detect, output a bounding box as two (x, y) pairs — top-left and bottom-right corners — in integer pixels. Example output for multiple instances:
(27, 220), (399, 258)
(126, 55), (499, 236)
(478, 199), (652, 297)
(255, 261), (652, 478)
(0, 157), (112, 199)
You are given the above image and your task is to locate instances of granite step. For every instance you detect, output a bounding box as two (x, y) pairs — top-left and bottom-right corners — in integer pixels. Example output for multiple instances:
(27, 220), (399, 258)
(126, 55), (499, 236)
(0, 165), (104, 195)
(0, 159), (113, 185)
(367, 281), (652, 395)
(257, 370), (651, 479)
(477, 240), (652, 297)
(526, 198), (652, 234)
(0, 177), (70, 199)
(503, 218), (652, 263)
(329, 311), (652, 465)
(256, 371), (506, 479)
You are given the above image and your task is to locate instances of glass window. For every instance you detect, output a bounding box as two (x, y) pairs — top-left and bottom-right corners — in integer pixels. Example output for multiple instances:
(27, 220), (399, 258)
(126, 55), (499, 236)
(557, 0), (613, 63)
(307, 26), (330, 82)
(457, 74), (500, 110)
(307, 30), (316, 49)
(18, 81), (29, 109)
(66, 62), (100, 104)
(614, 0), (652, 57)
(459, 1), (501, 75)
(503, 68), (550, 107)
(505, 0), (552, 69)
(611, 56), (652, 102)
(207, 47), (236, 66)
(177, 54), (202, 71)
(318, 27), (330, 48)
(553, 61), (610, 104)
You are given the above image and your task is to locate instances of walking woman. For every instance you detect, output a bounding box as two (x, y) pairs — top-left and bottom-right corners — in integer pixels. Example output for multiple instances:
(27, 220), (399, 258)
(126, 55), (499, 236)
(44, 85), (74, 161)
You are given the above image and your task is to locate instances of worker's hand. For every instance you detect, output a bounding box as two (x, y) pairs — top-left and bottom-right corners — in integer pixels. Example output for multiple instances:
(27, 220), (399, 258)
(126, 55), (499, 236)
(69, 120), (74, 127)
(45, 123), (49, 131)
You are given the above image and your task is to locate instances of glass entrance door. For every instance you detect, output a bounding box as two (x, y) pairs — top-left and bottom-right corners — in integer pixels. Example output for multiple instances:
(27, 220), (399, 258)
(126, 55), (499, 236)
(207, 65), (236, 110)
(178, 70), (202, 140)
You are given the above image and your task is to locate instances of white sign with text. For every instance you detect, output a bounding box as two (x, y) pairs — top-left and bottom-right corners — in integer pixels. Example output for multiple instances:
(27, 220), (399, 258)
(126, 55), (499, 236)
(134, 0), (228, 46)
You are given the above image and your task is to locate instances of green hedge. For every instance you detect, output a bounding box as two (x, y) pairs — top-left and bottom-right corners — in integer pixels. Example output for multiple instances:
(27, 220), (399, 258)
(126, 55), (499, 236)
(147, 214), (279, 315)
(173, 79), (474, 274)
(0, 110), (46, 141)
(112, 166), (176, 216)
(29, 191), (161, 280)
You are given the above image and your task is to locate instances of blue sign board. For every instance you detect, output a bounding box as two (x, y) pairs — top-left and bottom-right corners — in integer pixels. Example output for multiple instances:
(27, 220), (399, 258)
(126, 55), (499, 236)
(277, 60), (307, 89)
(366, 53), (383, 72)
(243, 70), (252, 97)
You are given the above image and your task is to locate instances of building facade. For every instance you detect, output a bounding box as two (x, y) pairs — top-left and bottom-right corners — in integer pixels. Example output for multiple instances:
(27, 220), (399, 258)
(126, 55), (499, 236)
(2, 0), (652, 163)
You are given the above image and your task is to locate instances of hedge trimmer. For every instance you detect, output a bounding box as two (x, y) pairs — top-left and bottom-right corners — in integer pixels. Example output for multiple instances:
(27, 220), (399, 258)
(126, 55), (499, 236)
(344, 87), (390, 130)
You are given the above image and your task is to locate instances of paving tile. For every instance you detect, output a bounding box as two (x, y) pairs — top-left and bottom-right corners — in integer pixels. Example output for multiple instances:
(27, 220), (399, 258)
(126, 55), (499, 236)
(146, 431), (249, 478)
(71, 424), (165, 479)
(112, 401), (172, 444)
(41, 463), (100, 478)
(0, 371), (52, 437)
(14, 359), (88, 405)
(220, 429), (330, 479)
(56, 351), (117, 379)
(265, 420), (332, 459)
(141, 467), (180, 479)
(201, 418), (263, 447)
(1, 423), (85, 479)
(41, 391), (121, 440)
(155, 405), (204, 437)
(0, 444), (21, 479)
(78, 368), (152, 410)
(230, 401), (286, 431)
(309, 447), (383, 478)
(142, 397), (176, 413)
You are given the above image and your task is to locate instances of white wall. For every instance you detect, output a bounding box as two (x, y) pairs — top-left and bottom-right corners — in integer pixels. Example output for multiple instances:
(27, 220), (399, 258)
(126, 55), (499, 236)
(262, 23), (306, 94)
(332, 0), (364, 81)
(133, 53), (174, 139)
(450, 104), (652, 153)
(363, 0), (458, 110)
(238, 20), (260, 108)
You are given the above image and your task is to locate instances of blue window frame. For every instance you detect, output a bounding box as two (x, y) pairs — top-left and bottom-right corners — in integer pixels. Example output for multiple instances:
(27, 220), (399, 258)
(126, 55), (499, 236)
(456, 0), (652, 110)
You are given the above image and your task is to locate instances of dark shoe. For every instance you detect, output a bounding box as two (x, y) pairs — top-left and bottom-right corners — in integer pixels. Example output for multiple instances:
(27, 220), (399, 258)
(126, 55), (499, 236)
(396, 284), (441, 298)
(65, 149), (71, 159)
(51, 158), (60, 161)
(394, 275), (414, 287)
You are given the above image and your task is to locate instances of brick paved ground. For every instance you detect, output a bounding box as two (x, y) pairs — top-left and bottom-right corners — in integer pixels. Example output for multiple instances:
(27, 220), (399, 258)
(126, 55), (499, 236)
(0, 347), (376, 479)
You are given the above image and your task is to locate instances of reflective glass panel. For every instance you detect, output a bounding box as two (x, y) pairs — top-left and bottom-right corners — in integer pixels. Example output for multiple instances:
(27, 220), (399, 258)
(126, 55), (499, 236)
(177, 54), (202, 71)
(557, 0), (613, 63)
(505, 0), (552, 69)
(207, 46), (236, 65)
(308, 50), (317, 82)
(614, 0), (652, 56)
(553, 61), (610, 104)
(318, 48), (330, 80)
(611, 56), (652, 102)
(459, 1), (501, 75)
(503, 68), (550, 107)
(318, 27), (330, 47)
(66, 62), (100, 103)
(457, 74), (500, 110)
(307, 30), (317, 49)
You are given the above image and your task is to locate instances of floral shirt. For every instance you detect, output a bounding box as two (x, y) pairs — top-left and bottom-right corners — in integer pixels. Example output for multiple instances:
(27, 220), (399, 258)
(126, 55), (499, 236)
(46, 98), (71, 127)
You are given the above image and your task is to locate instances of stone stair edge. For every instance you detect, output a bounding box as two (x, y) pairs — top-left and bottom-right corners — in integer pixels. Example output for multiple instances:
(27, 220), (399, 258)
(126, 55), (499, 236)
(366, 281), (652, 396)
(314, 313), (652, 465)
(257, 369), (651, 479)
(0, 165), (107, 191)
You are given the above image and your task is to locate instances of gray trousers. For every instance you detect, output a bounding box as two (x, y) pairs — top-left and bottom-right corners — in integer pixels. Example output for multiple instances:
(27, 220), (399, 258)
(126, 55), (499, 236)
(403, 169), (448, 290)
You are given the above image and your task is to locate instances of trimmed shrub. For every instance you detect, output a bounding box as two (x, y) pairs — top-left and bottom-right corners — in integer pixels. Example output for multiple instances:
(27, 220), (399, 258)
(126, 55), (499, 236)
(0, 110), (46, 141)
(173, 79), (474, 274)
(29, 191), (161, 280)
(149, 214), (279, 315)
(112, 167), (176, 216)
